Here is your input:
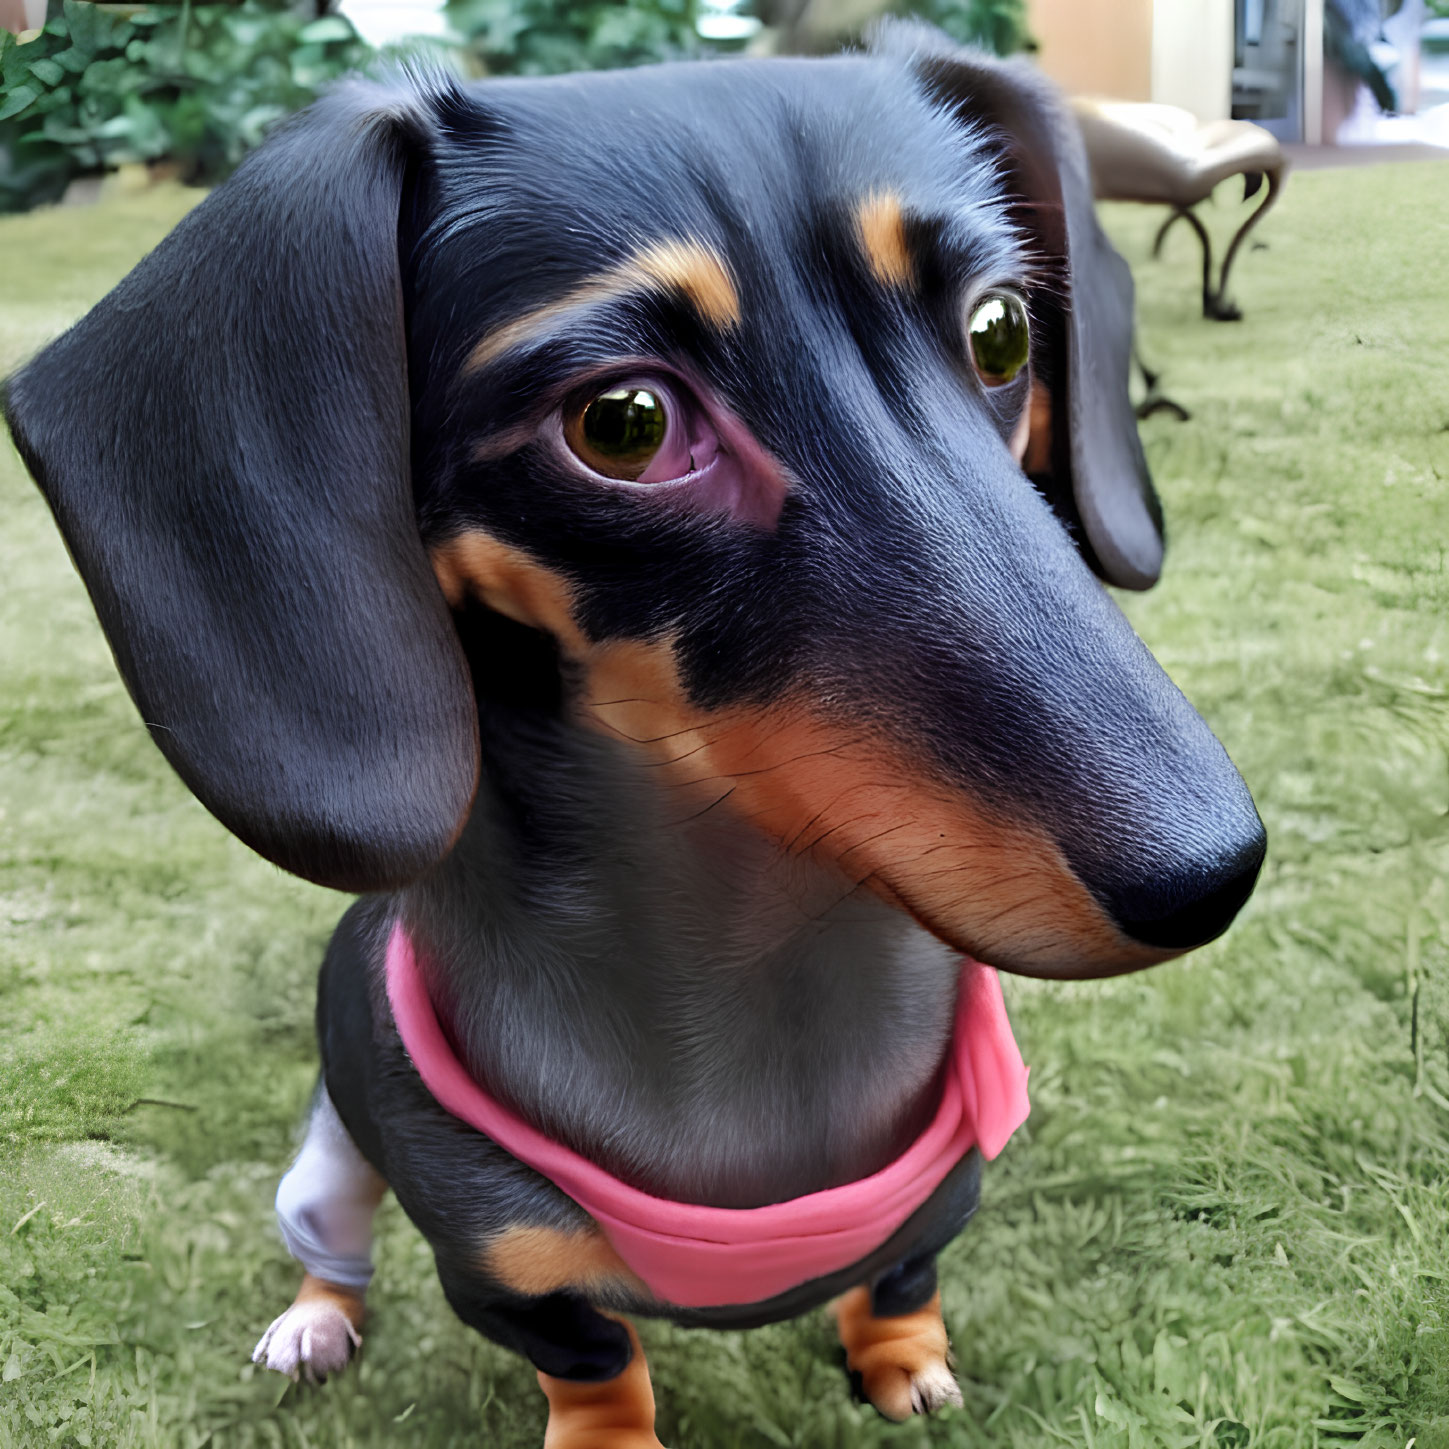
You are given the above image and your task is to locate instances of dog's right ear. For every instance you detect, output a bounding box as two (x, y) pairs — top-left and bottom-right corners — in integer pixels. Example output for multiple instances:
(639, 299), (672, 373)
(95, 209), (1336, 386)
(3, 79), (480, 894)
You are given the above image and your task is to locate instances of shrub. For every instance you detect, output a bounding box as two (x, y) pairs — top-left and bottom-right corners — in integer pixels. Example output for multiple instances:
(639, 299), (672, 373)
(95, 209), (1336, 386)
(0, 0), (1028, 213)
(901, 0), (1030, 56)
(444, 0), (709, 77)
(0, 0), (371, 212)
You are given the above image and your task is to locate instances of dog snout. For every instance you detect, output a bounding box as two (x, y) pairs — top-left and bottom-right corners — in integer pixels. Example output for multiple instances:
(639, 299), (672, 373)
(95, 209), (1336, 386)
(790, 474), (1267, 976)
(1089, 804), (1266, 952)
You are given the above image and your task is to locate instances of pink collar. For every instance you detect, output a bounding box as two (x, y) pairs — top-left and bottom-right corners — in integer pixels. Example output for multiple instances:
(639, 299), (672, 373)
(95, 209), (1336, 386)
(385, 922), (1029, 1309)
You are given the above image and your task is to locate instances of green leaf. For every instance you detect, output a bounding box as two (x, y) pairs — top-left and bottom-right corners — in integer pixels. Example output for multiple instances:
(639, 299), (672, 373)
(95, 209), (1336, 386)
(237, 102), (285, 146)
(61, 0), (98, 53)
(2, 0), (383, 208)
(50, 45), (90, 73)
(39, 111), (94, 144)
(222, 15), (268, 49)
(63, 0), (132, 55)
(298, 16), (356, 43)
(77, 53), (142, 99)
(0, 29), (47, 87)
(27, 56), (65, 86)
(0, 84), (40, 123)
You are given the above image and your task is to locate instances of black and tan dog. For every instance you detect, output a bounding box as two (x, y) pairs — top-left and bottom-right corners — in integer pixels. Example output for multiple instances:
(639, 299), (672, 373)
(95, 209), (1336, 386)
(4, 22), (1265, 1445)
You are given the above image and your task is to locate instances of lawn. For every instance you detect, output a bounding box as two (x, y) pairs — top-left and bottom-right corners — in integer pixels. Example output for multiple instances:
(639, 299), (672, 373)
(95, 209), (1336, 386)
(2, 159), (1448, 1449)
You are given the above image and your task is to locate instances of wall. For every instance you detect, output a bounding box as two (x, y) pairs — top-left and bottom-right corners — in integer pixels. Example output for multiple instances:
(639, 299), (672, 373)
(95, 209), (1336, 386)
(1027, 0), (1235, 121)
(1151, 0), (1233, 121)
(0, 0), (45, 33)
(1027, 0), (1154, 101)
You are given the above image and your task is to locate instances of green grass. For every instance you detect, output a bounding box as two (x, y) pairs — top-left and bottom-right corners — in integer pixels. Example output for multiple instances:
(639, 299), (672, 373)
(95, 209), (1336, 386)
(2, 163), (1448, 1448)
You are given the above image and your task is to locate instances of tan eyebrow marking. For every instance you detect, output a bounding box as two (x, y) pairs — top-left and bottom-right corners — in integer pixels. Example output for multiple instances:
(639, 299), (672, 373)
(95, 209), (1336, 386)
(635, 240), (741, 329)
(856, 192), (914, 289)
(464, 239), (740, 375)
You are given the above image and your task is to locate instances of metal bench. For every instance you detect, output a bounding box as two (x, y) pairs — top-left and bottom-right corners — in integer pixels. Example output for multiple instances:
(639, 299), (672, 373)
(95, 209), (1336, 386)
(1072, 99), (1288, 321)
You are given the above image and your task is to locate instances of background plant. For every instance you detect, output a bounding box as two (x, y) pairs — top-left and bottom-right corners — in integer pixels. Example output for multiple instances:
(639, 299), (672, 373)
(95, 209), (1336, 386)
(443, 0), (710, 78)
(441, 0), (1028, 76)
(894, 0), (1030, 57)
(0, 0), (1028, 213)
(0, 0), (371, 212)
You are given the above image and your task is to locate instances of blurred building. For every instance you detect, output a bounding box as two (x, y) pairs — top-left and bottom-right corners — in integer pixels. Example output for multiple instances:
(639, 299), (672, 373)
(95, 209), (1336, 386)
(1029, 0), (1234, 123)
(1028, 0), (1448, 149)
(0, 0), (44, 34)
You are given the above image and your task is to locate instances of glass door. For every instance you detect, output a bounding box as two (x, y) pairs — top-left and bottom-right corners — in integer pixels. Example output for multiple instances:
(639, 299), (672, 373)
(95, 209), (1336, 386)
(1234, 0), (1307, 139)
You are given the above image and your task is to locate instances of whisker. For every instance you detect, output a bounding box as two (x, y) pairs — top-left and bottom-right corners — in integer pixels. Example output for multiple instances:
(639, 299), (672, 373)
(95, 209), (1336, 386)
(796, 810), (889, 858)
(668, 785), (737, 827)
(650, 736), (714, 767)
(835, 819), (914, 861)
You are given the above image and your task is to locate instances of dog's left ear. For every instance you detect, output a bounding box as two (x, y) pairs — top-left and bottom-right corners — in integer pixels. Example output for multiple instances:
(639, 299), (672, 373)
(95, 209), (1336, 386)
(3, 79), (481, 893)
(881, 24), (1164, 590)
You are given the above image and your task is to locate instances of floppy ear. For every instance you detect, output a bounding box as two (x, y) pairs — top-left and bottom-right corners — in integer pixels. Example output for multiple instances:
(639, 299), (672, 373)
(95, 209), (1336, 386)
(881, 24), (1165, 590)
(3, 79), (480, 893)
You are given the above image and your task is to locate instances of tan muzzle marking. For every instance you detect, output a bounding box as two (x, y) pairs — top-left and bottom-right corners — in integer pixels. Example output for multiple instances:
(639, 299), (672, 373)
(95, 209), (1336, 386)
(582, 637), (1164, 977)
(432, 531), (1166, 977)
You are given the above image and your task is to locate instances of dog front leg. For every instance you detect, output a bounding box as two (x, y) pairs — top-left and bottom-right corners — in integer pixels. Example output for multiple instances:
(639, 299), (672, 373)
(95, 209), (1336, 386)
(253, 1085), (387, 1383)
(832, 1253), (963, 1421)
(436, 1267), (664, 1448)
(536, 1317), (662, 1449)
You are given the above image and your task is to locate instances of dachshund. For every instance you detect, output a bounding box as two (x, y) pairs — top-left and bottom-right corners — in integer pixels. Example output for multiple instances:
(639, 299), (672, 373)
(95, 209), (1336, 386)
(4, 22), (1265, 1446)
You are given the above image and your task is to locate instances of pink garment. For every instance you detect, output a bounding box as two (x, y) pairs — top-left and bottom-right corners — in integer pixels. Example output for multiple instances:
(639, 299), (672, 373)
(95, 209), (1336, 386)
(385, 922), (1029, 1309)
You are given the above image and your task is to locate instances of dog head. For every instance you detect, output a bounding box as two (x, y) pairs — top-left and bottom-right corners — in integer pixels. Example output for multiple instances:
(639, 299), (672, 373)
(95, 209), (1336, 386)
(3, 25), (1264, 979)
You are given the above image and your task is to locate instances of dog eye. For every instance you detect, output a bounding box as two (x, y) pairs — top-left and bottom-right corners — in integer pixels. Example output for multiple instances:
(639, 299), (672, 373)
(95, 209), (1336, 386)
(565, 386), (669, 480)
(562, 378), (718, 486)
(967, 292), (1030, 386)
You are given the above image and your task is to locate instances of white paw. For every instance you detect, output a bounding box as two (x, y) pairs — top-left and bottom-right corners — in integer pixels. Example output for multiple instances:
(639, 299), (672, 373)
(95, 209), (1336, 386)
(252, 1299), (362, 1384)
(908, 1358), (963, 1416)
(859, 1354), (963, 1421)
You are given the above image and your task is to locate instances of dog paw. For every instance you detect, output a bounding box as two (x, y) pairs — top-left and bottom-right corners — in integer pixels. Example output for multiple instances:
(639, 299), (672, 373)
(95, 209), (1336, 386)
(859, 1353), (963, 1422)
(832, 1286), (962, 1422)
(542, 1431), (667, 1449)
(252, 1297), (362, 1384)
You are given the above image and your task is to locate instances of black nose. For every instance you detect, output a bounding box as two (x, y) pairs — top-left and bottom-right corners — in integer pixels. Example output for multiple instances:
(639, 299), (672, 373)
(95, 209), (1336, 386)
(1105, 824), (1266, 951)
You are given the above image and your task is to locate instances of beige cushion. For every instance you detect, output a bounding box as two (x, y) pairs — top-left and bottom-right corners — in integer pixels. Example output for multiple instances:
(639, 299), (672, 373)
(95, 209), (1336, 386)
(1071, 98), (1286, 207)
